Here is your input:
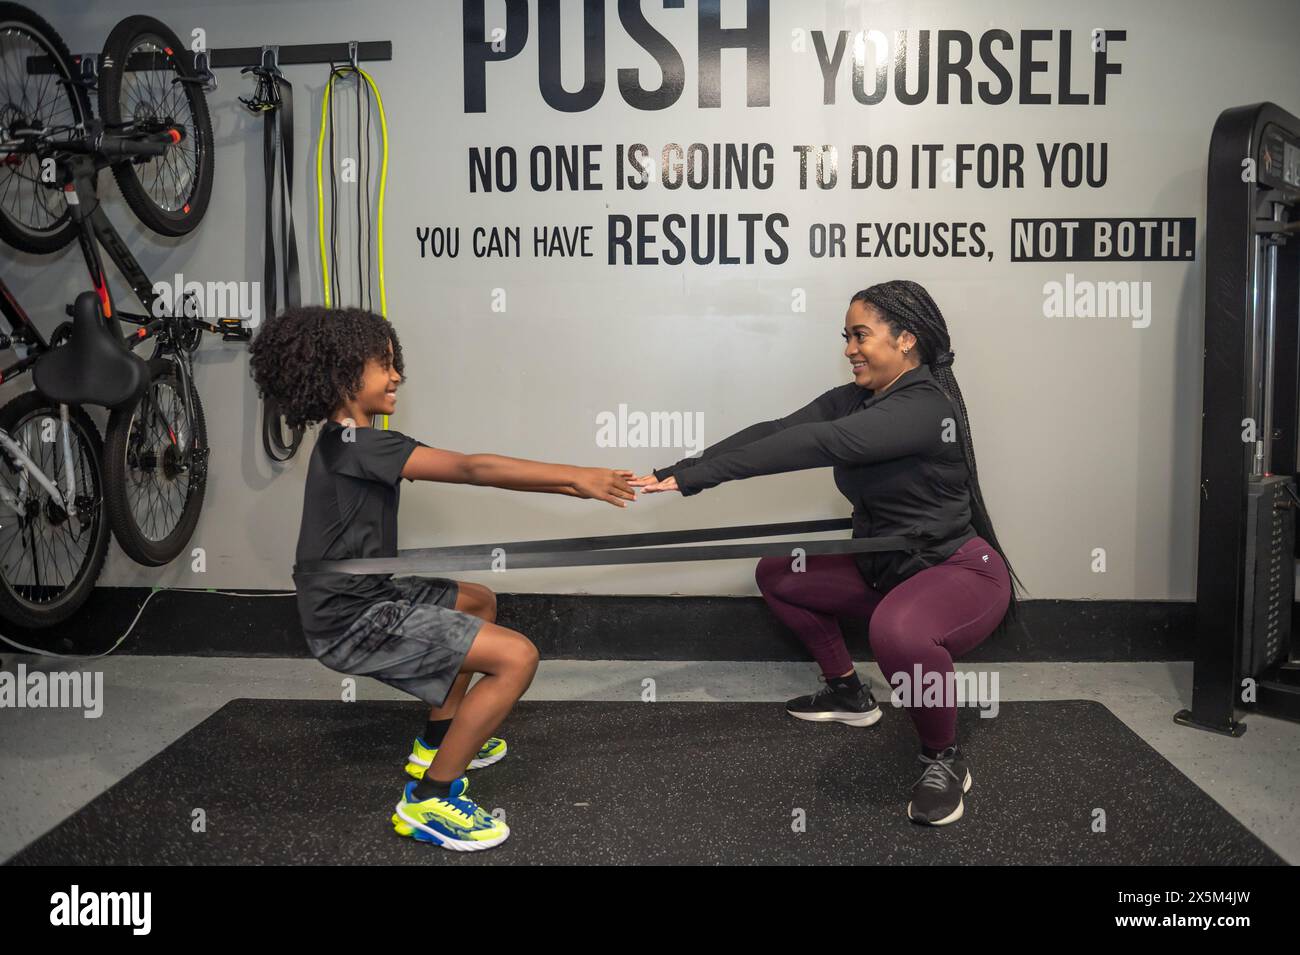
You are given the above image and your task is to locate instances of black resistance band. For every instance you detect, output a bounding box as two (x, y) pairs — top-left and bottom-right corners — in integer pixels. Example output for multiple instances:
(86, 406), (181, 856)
(295, 518), (921, 576)
(242, 60), (305, 462)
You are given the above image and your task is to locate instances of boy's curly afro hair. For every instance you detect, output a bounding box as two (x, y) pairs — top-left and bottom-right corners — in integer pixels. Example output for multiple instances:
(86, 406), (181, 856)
(248, 306), (404, 428)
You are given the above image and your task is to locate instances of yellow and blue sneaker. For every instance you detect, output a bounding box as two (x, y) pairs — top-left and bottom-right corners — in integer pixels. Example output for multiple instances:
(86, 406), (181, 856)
(391, 777), (510, 851)
(404, 736), (507, 779)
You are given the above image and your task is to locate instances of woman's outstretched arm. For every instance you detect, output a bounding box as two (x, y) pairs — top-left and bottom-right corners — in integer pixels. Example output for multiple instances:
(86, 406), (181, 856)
(651, 383), (861, 480)
(669, 388), (945, 496)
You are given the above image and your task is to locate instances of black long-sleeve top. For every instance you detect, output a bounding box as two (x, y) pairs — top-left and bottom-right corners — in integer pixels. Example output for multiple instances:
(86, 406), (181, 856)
(652, 362), (977, 592)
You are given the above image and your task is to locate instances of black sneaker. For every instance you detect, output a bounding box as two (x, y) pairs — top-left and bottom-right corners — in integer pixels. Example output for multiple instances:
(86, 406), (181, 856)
(907, 746), (971, 826)
(785, 679), (882, 727)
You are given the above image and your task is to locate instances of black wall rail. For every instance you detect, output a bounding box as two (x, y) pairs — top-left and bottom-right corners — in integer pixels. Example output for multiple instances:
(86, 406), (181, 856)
(31, 41), (393, 85)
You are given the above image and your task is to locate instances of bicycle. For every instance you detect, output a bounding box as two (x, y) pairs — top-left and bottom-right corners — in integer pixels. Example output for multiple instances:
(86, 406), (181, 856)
(0, 3), (244, 576)
(0, 281), (137, 628)
(0, 4), (247, 627)
(0, 3), (213, 253)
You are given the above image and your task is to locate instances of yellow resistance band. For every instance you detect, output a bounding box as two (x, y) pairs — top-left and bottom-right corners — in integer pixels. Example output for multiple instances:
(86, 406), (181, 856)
(316, 65), (389, 313)
(316, 64), (391, 425)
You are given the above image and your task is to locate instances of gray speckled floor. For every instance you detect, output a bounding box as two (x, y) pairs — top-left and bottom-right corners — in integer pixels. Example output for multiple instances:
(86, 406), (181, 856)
(0, 657), (1297, 863)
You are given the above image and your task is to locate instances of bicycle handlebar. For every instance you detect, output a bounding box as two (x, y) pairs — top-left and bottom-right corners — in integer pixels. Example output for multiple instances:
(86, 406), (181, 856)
(88, 126), (183, 159)
(0, 123), (183, 160)
(112, 311), (245, 351)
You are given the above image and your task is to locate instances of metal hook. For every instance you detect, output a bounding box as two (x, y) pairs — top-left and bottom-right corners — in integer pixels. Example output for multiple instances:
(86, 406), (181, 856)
(240, 48), (282, 112)
(192, 49), (218, 93)
(348, 41), (359, 71)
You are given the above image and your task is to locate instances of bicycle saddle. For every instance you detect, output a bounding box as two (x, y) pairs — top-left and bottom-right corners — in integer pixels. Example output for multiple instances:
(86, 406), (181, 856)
(33, 291), (150, 409)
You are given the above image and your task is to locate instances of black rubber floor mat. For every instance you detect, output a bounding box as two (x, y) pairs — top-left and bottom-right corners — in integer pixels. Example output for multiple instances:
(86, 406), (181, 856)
(6, 698), (1284, 865)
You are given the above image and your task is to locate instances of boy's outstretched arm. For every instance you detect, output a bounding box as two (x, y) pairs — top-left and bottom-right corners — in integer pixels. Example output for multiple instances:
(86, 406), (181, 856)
(493, 470), (637, 497)
(400, 447), (636, 507)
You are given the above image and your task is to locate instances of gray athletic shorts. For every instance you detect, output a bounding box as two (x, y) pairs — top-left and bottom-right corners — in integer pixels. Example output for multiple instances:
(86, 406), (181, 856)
(306, 576), (485, 707)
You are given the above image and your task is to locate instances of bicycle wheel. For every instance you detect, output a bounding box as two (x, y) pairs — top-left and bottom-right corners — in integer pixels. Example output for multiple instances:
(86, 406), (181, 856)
(103, 357), (208, 566)
(97, 15), (213, 236)
(0, 391), (109, 629)
(0, 2), (91, 254)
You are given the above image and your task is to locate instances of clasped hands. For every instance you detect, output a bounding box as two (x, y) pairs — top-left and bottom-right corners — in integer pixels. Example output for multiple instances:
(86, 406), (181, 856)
(571, 469), (679, 507)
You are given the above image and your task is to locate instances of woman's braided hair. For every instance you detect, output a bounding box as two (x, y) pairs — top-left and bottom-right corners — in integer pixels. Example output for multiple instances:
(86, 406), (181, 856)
(852, 280), (1027, 637)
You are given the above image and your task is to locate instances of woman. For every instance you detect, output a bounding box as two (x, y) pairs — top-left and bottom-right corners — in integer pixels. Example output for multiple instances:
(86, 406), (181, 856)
(632, 279), (1024, 826)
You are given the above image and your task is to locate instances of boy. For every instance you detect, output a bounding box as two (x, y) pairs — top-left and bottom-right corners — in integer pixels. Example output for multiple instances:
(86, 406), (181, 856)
(249, 306), (635, 851)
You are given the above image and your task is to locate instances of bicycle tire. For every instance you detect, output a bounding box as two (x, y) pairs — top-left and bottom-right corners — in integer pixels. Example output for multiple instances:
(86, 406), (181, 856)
(0, 391), (109, 629)
(0, 2), (92, 254)
(103, 357), (208, 566)
(97, 15), (214, 236)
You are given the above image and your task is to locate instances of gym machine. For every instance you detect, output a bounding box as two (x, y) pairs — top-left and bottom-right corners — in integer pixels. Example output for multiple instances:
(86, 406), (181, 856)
(1179, 101), (1300, 735)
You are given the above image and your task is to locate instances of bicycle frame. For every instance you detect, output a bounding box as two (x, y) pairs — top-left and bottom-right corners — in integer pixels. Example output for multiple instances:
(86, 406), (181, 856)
(0, 151), (182, 525)
(0, 145), (206, 532)
(59, 151), (201, 446)
(0, 278), (81, 534)
(0, 409), (81, 533)
(0, 136), (228, 551)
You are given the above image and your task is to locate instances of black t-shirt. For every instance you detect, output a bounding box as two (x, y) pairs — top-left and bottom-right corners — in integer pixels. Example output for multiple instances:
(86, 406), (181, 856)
(654, 363), (977, 592)
(291, 420), (424, 640)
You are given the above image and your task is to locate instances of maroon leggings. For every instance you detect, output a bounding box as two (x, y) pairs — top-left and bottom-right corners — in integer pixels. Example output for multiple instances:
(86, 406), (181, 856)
(755, 537), (1012, 751)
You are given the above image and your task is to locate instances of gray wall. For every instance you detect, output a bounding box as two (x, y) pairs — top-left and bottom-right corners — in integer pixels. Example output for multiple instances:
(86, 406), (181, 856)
(11, 0), (1300, 599)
